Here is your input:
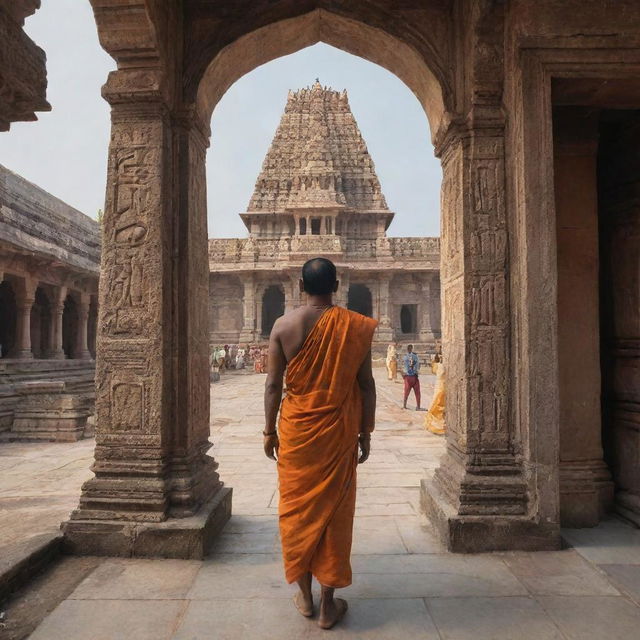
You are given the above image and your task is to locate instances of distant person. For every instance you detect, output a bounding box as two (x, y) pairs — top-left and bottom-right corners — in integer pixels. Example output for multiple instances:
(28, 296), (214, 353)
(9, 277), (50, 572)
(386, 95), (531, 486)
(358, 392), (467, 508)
(216, 345), (226, 370)
(425, 355), (445, 434)
(386, 343), (398, 380)
(402, 344), (422, 410)
(236, 346), (246, 369)
(263, 257), (376, 629)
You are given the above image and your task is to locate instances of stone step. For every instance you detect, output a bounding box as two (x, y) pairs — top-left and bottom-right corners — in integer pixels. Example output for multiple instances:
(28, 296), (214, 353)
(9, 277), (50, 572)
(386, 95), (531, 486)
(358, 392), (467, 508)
(0, 533), (62, 604)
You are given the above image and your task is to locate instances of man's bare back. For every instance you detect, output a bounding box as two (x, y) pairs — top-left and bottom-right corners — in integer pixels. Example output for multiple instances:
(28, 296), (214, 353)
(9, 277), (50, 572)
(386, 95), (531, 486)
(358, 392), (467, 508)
(270, 304), (332, 363)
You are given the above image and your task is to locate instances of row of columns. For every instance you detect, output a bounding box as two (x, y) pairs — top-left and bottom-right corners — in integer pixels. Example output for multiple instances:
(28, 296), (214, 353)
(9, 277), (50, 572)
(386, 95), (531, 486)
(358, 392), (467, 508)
(1, 274), (94, 360)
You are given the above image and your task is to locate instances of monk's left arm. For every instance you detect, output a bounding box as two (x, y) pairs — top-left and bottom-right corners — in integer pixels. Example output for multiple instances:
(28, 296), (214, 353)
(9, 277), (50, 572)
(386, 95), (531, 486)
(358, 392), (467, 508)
(356, 350), (376, 435)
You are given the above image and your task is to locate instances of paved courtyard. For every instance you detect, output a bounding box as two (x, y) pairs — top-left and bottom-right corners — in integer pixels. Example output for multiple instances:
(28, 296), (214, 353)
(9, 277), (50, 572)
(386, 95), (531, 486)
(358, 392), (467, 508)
(2, 369), (640, 639)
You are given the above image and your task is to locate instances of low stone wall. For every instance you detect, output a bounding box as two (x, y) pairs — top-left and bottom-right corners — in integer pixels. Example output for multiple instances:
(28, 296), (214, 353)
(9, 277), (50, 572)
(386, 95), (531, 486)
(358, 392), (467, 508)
(0, 359), (95, 442)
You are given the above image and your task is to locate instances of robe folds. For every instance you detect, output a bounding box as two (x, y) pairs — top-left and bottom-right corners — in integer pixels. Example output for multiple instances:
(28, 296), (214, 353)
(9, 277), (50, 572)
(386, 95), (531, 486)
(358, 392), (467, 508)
(277, 306), (377, 588)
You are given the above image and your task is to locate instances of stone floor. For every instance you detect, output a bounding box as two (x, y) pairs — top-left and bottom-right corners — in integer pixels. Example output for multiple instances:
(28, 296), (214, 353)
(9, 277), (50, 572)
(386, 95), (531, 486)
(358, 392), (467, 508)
(2, 368), (640, 639)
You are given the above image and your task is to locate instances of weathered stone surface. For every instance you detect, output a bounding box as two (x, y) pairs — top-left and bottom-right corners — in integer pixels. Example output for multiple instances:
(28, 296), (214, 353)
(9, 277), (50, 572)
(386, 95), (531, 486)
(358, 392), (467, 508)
(0, 1), (50, 131)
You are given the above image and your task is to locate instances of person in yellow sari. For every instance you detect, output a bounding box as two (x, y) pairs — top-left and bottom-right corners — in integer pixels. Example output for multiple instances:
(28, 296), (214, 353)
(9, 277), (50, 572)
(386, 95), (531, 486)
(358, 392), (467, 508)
(424, 355), (445, 435)
(263, 257), (377, 630)
(386, 343), (398, 380)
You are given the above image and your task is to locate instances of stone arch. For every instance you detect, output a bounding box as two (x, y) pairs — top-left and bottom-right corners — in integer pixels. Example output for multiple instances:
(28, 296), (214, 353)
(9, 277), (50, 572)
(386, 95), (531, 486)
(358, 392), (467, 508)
(62, 293), (78, 359)
(194, 9), (451, 142)
(0, 280), (17, 358)
(347, 283), (373, 318)
(261, 284), (285, 337)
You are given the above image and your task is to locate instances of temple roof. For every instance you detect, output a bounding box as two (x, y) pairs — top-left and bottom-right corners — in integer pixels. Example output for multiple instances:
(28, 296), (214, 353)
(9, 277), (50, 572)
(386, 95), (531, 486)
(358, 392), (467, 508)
(247, 81), (389, 213)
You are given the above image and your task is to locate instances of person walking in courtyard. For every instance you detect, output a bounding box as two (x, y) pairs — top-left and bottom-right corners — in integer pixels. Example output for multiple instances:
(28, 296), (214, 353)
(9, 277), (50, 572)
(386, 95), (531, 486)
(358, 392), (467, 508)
(386, 342), (398, 380)
(263, 257), (377, 630)
(402, 343), (423, 410)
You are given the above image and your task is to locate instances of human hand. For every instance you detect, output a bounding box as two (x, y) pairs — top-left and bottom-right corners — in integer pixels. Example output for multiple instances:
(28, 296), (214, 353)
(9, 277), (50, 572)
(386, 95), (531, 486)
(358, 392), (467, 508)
(263, 432), (279, 461)
(358, 433), (371, 464)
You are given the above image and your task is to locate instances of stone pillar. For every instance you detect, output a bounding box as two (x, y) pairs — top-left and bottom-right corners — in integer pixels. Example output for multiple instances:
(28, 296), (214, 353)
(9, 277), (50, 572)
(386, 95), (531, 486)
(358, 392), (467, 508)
(14, 278), (36, 359)
(554, 108), (613, 526)
(421, 111), (551, 551)
(239, 275), (256, 343)
(63, 69), (231, 558)
(418, 276), (435, 343)
(48, 286), (66, 359)
(377, 274), (393, 342)
(75, 294), (92, 360)
(336, 271), (349, 308)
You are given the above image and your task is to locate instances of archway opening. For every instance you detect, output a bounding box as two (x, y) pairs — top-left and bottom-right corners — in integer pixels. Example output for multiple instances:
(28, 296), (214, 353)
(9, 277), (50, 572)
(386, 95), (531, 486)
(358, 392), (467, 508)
(400, 304), (417, 334)
(0, 281), (17, 358)
(347, 284), (373, 318)
(261, 285), (284, 337)
(62, 294), (78, 359)
(31, 287), (51, 359)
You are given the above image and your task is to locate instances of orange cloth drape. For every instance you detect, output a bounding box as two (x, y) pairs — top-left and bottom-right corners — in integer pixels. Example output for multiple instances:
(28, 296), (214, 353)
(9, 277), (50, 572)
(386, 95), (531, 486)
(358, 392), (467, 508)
(277, 306), (377, 588)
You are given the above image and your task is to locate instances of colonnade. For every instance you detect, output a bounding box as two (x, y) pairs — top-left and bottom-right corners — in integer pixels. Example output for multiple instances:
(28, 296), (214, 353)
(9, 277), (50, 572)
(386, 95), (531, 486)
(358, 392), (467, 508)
(0, 272), (96, 360)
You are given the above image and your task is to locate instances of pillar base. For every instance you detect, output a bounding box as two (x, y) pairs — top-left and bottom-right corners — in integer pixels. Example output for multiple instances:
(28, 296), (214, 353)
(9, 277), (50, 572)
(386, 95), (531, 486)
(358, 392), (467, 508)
(560, 459), (614, 527)
(63, 486), (232, 559)
(421, 477), (561, 552)
(615, 491), (640, 528)
(13, 350), (33, 360)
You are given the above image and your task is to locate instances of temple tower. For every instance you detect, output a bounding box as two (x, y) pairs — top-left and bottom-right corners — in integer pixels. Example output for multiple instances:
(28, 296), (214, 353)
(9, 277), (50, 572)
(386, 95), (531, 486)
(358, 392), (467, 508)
(209, 81), (441, 350)
(242, 80), (393, 242)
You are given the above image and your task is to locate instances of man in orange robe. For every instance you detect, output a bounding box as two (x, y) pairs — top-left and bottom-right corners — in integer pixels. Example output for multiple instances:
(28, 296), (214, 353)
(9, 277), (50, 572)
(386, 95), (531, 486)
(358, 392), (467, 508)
(263, 257), (377, 630)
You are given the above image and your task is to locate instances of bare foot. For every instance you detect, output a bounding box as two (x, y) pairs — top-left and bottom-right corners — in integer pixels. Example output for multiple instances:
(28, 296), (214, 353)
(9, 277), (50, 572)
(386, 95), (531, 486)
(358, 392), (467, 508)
(318, 597), (348, 630)
(293, 591), (314, 617)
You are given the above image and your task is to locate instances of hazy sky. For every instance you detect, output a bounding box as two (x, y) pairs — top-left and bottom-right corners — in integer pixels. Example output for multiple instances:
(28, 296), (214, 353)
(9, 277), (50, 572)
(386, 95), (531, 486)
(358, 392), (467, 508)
(0, 1), (442, 238)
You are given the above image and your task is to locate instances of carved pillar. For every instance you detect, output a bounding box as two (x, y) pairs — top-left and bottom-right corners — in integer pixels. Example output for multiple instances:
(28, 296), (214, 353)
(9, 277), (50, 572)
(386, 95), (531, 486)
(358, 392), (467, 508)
(14, 278), (36, 359)
(421, 110), (547, 551)
(75, 294), (92, 360)
(418, 276), (435, 343)
(48, 286), (66, 359)
(336, 270), (349, 308)
(239, 274), (256, 343)
(377, 275), (393, 342)
(64, 70), (231, 558)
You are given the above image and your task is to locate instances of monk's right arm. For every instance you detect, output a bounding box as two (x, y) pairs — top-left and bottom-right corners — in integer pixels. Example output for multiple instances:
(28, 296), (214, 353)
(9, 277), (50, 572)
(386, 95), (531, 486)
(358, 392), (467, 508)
(264, 322), (286, 435)
(356, 350), (376, 434)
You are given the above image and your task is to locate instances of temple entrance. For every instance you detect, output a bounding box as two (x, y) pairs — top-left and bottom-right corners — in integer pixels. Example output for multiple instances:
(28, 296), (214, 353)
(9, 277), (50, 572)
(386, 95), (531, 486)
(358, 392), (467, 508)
(30, 287), (51, 359)
(0, 280), (17, 358)
(261, 285), (284, 337)
(347, 284), (373, 318)
(400, 304), (417, 334)
(62, 294), (78, 359)
(552, 86), (640, 527)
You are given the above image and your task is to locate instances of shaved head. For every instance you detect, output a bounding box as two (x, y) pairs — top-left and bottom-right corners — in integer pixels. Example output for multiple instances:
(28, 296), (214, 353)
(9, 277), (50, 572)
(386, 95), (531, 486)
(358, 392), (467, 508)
(302, 258), (337, 295)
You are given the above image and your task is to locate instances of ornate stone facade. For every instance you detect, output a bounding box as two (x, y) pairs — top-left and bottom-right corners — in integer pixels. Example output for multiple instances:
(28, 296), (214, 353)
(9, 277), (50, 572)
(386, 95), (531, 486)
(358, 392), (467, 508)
(56, 0), (640, 557)
(208, 82), (441, 352)
(0, 164), (99, 440)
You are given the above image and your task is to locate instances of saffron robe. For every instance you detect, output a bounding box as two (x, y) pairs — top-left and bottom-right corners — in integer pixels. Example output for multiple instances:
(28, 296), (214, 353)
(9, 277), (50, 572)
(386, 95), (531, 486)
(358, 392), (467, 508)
(277, 306), (377, 588)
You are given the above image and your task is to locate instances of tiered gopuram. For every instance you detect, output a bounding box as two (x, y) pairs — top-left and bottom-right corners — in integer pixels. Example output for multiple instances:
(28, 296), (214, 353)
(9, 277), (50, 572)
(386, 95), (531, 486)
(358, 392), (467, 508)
(208, 81), (441, 352)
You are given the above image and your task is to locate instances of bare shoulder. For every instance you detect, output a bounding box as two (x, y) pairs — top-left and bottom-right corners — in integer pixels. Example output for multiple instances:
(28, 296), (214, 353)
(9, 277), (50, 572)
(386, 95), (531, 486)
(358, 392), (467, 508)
(271, 307), (305, 336)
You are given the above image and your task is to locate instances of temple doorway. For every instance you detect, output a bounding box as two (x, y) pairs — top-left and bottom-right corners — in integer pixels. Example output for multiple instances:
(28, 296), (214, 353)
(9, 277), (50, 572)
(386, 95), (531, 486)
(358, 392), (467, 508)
(62, 294), (78, 359)
(261, 285), (284, 338)
(552, 88), (640, 528)
(30, 286), (51, 359)
(0, 280), (17, 358)
(347, 284), (373, 318)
